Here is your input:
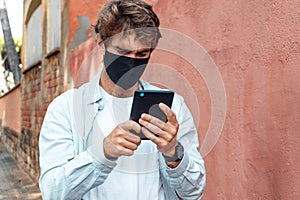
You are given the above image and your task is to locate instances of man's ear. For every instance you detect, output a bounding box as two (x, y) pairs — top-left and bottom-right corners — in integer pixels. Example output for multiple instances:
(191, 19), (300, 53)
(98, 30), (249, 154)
(95, 33), (103, 46)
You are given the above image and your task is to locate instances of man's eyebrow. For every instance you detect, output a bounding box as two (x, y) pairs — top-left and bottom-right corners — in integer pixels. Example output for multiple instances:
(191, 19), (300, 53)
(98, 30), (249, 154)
(137, 48), (151, 53)
(114, 46), (150, 53)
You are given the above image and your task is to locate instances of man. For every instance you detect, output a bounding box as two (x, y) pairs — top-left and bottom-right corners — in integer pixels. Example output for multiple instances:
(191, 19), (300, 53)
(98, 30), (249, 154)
(39, 0), (206, 199)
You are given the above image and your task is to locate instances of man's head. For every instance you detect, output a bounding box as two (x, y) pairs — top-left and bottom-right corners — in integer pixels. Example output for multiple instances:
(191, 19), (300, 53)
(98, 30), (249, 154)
(96, 0), (161, 91)
(95, 0), (161, 50)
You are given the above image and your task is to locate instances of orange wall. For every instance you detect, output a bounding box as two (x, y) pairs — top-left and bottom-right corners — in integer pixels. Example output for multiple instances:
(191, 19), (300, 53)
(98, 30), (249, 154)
(152, 0), (300, 199)
(0, 85), (21, 133)
(68, 0), (300, 199)
(68, 0), (106, 45)
(68, 0), (152, 48)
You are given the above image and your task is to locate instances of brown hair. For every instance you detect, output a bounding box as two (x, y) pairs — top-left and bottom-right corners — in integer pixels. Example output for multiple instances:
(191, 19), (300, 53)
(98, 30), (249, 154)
(95, 0), (161, 48)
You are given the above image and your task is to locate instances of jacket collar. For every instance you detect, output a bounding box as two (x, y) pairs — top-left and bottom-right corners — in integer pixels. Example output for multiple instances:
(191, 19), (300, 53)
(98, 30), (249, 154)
(85, 70), (151, 105)
(85, 70), (103, 105)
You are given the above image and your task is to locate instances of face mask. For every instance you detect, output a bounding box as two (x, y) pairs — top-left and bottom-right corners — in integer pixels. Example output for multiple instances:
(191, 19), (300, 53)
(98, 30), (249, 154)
(103, 50), (150, 90)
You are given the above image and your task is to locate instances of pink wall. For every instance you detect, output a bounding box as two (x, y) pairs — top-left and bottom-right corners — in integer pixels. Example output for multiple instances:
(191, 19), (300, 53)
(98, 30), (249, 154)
(151, 0), (300, 199)
(0, 85), (21, 133)
(68, 0), (106, 45)
(0, 84), (21, 163)
(68, 0), (300, 198)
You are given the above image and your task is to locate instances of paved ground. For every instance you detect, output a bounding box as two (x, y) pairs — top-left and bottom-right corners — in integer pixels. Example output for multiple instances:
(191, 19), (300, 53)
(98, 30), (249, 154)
(0, 143), (42, 200)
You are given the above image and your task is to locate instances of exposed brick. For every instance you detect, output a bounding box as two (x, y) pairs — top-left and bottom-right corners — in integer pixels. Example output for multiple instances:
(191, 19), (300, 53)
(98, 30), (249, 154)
(44, 73), (51, 82)
(50, 79), (58, 88)
(15, 52), (65, 184)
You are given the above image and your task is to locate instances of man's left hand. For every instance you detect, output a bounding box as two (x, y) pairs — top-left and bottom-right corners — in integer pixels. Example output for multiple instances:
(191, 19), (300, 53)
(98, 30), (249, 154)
(139, 103), (179, 159)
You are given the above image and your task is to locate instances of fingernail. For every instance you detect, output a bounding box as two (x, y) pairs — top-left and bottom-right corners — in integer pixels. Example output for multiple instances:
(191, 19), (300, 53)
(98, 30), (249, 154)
(139, 118), (143, 124)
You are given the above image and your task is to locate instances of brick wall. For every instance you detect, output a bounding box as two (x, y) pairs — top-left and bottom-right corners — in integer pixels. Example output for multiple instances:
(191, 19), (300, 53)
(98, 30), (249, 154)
(21, 64), (41, 181)
(21, 52), (66, 182)
(0, 126), (19, 156)
(20, 0), (71, 184)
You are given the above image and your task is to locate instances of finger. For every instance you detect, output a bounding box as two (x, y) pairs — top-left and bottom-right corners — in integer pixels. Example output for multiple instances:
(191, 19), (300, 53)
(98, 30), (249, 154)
(120, 120), (142, 135)
(121, 139), (139, 151)
(124, 131), (141, 145)
(105, 137), (134, 158)
(118, 146), (134, 157)
(141, 127), (162, 145)
(139, 118), (173, 141)
(159, 103), (177, 124)
(139, 118), (161, 134)
(140, 113), (165, 130)
(140, 112), (175, 135)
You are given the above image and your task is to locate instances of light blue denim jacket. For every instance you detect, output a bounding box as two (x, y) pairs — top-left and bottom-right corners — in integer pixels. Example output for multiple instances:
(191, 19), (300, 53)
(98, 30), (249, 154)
(39, 72), (206, 200)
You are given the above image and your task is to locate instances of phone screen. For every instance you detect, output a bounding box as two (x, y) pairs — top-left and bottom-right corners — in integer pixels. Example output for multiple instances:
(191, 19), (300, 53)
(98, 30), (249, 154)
(129, 90), (174, 139)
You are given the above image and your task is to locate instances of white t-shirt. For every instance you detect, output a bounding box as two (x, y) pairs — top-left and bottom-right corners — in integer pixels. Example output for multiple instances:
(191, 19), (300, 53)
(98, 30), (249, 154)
(85, 86), (164, 200)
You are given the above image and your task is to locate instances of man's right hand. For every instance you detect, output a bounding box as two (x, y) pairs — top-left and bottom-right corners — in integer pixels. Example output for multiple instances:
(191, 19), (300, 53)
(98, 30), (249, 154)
(103, 120), (142, 160)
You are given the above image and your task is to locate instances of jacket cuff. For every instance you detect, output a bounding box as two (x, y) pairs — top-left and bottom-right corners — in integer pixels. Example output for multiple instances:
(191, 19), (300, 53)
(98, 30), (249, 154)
(165, 151), (189, 178)
(87, 142), (117, 170)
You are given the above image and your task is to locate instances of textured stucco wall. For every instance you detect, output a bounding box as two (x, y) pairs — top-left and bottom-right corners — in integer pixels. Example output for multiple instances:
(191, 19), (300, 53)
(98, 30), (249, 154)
(151, 0), (300, 199)
(68, 0), (106, 49)
(67, 0), (300, 199)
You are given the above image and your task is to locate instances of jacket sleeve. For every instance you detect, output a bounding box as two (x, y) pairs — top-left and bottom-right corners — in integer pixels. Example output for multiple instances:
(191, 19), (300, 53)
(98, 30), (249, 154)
(166, 95), (206, 200)
(39, 91), (116, 200)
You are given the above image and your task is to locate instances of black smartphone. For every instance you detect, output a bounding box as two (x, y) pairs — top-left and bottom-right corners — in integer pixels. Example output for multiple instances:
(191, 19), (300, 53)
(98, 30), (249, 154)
(129, 90), (174, 140)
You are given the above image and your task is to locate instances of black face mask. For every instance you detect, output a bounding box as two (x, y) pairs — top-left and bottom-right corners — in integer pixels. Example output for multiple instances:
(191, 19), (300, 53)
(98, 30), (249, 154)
(103, 50), (150, 90)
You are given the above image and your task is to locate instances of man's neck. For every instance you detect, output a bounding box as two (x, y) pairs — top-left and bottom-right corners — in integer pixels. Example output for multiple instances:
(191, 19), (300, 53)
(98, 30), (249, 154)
(99, 70), (138, 98)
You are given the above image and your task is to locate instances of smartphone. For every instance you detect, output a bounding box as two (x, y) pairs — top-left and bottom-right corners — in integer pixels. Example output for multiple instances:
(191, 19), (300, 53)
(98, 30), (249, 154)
(129, 90), (174, 140)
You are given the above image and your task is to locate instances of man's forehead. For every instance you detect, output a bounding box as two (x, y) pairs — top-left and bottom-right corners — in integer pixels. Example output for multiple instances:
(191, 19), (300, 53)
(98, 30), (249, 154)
(107, 33), (150, 50)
